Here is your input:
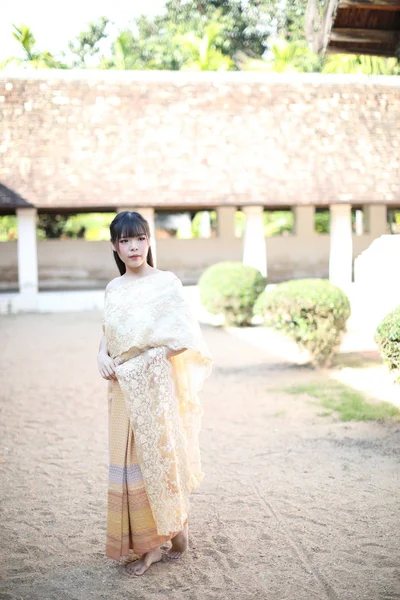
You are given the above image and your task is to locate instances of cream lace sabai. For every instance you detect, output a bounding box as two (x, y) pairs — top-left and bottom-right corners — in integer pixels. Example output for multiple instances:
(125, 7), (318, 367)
(103, 271), (212, 535)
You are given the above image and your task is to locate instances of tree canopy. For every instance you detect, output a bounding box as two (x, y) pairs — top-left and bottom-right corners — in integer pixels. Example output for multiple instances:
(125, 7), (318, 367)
(1, 1), (398, 74)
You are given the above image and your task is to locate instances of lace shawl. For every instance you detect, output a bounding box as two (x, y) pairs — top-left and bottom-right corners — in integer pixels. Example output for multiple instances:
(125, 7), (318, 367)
(103, 271), (212, 535)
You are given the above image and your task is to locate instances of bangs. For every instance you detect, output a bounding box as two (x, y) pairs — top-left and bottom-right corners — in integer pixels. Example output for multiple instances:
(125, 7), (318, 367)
(111, 212), (148, 241)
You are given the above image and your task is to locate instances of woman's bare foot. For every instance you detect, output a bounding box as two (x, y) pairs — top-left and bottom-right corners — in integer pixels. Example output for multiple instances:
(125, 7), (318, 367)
(126, 547), (162, 576)
(167, 522), (189, 560)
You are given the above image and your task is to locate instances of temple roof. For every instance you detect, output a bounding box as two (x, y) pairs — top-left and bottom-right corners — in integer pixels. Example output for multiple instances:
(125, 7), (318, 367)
(0, 72), (399, 209)
(0, 183), (34, 214)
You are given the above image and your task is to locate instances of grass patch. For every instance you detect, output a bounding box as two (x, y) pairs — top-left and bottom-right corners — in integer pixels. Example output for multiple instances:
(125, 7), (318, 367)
(333, 351), (382, 370)
(316, 410), (333, 417)
(271, 410), (286, 418)
(283, 380), (400, 422)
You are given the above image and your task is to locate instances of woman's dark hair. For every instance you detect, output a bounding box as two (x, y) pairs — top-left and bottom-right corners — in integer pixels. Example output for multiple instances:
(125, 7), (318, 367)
(110, 211), (154, 275)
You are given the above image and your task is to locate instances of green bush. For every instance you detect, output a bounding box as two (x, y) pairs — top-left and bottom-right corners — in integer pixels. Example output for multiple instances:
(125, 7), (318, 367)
(374, 305), (400, 382)
(199, 262), (266, 326)
(254, 278), (351, 367)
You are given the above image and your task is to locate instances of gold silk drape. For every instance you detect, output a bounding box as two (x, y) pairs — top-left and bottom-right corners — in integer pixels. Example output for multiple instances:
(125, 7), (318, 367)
(103, 271), (212, 535)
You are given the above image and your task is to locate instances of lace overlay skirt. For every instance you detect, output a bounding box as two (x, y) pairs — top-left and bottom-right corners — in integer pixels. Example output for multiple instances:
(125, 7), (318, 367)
(106, 380), (176, 559)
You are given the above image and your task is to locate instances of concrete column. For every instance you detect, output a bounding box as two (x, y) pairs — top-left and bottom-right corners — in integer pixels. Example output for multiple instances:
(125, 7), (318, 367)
(198, 211), (211, 238)
(294, 206), (314, 237)
(354, 209), (363, 236)
(329, 204), (353, 290)
(217, 206), (236, 240)
(242, 206), (267, 277)
(363, 205), (387, 238)
(16, 208), (38, 295)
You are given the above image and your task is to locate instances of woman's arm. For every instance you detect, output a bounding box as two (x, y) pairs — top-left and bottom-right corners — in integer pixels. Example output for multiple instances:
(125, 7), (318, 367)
(97, 333), (117, 380)
(98, 333), (108, 356)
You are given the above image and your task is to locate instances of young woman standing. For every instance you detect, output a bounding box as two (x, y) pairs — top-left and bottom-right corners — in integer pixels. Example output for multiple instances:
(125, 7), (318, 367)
(97, 211), (212, 576)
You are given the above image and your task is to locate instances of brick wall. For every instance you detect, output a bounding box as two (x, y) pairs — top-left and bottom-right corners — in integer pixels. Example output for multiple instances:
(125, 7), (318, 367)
(0, 71), (399, 210)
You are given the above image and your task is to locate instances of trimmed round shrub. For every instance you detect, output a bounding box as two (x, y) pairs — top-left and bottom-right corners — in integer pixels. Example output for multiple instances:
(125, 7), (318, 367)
(254, 278), (351, 367)
(199, 262), (267, 326)
(374, 305), (400, 382)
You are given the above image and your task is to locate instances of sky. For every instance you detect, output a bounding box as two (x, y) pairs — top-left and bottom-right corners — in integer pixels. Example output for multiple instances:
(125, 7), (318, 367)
(0, 0), (167, 61)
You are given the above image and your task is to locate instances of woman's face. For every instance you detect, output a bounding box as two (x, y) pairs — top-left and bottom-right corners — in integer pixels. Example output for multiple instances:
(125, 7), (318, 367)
(112, 233), (150, 269)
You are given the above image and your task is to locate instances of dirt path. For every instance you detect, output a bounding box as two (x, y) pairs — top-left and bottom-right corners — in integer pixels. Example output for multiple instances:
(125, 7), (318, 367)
(0, 312), (399, 600)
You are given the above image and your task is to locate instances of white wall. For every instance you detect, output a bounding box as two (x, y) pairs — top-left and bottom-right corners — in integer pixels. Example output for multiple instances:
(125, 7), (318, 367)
(0, 232), (387, 290)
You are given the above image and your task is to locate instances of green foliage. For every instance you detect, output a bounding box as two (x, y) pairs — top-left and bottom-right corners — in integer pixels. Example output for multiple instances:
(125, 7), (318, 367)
(322, 53), (400, 75)
(179, 21), (235, 71)
(37, 214), (69, 239)
(1, 214), (115, 241)
(374, 305), (400, 382)
(163, 0), (275, 57)
(254, 279), (351, 366)
(3, 5), (399, 74)
(199, 261), (267, 326)
(388, 210), (400, 234)
(61, 213), (116, 240)
(235, 210), (294, 238)
(264, 210), (293, 236)
(279, 0), (308, 41)
(1, 24), (67, 69)
(104, 19), (187, 71)
(36, 213), (116, 240)
(191, 211), (217, 238)
(234, 211), (245, 238)
(0, 216), (18, 241)
(315, 210), (330, 233)
(284, 380), (399, 421)
(12, 24), (36, 58)
(105, 11), (238, 71)
(68, 17), (109, 68)
(102, 30), (144, 70)
(236, 37), (321, 73)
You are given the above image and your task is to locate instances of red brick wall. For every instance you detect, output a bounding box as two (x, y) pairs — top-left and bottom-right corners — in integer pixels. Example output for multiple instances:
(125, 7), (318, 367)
(0, 71), (399, 210)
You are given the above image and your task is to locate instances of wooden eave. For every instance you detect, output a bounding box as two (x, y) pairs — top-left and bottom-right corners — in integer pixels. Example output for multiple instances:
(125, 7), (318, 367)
(306, 0), (400, 57)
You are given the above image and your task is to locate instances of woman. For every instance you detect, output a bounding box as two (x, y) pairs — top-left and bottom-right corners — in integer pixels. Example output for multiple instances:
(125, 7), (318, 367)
(97, 211), (212, 577)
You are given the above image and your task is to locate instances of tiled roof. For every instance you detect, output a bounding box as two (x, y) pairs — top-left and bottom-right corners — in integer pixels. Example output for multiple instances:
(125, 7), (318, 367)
(0, 184), (34, 210)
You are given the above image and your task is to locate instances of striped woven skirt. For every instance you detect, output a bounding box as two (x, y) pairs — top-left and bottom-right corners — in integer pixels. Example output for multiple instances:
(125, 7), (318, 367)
(106, 380), (176, 560)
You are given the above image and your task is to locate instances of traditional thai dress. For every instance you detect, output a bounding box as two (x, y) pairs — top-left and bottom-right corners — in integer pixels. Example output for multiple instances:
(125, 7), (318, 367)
(102, 270), (212, 559)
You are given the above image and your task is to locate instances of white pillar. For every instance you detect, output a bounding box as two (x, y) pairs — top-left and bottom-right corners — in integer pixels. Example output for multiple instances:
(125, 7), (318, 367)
(294, 206), (314, 237)
(354, 209), (363, 236)
(16, 208), (38, 295)
(217, 206), (236, 240)
(363, 205), (387, 238)
(198, 211), (211, 238)
(177, 213), (192, 239)
(242, 205), (267, 277)
(329, 204), (353, 290)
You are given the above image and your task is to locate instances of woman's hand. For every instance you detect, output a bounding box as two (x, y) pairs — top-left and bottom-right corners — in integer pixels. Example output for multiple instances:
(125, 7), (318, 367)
(97, 352), (117, 380)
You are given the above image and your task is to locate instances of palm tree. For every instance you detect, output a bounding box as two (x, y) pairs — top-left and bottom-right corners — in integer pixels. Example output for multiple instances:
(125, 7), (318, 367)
(1, 25), (66, 69)
(101, 30), (138, 70)
(235, 38), (321, 73)
(178, 22), (235, 71)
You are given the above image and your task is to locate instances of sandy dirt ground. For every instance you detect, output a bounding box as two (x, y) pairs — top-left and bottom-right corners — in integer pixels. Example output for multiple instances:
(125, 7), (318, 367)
(0, 312), (399, 600)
